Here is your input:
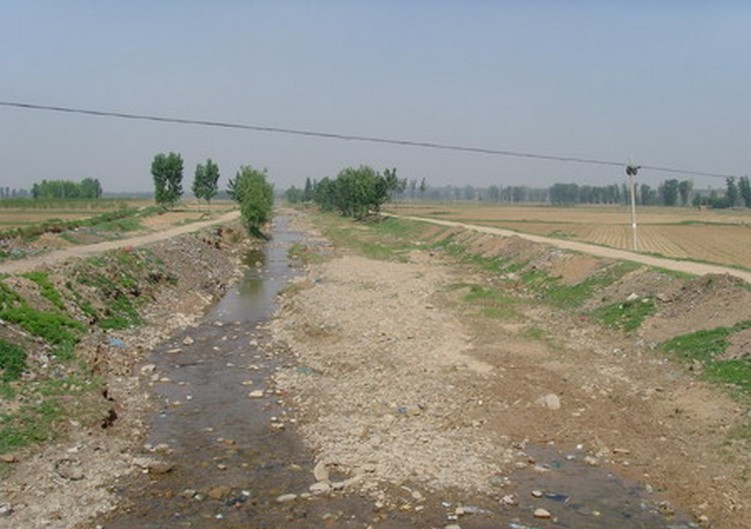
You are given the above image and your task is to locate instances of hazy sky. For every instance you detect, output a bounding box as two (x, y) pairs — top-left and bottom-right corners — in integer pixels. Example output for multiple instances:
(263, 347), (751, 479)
(2, 1), (750, 193)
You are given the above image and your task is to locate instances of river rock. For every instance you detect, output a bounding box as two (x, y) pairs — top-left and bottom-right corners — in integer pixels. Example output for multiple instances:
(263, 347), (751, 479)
(0, 503), (12, 517)
(208, 486), (232, 500)
(536, 393), (561, 410)
(248, 390), (264, 398)
(276, 493), (298, 503)
(182, 336), (195, 345)
(0, 454), (17, 463)
(133, 457), (173, 475)
(309, 482), (331, 494)
(313, 461), (330, 482)
(534, 508), (552, 518)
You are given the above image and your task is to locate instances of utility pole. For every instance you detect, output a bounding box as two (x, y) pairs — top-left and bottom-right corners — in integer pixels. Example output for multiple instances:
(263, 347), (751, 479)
(626, 164), (640, 251)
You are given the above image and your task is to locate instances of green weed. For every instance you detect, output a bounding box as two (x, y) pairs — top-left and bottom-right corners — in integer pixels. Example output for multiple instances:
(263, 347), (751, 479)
(0, 340), (26, 382)
(660, 321), (751, 396)
(460, 284), (523, 321)
(0, 399), (62, 453)
(0, 283), (84, 345)
(22, 271), (65, 310)
(591, 298), (656, 332)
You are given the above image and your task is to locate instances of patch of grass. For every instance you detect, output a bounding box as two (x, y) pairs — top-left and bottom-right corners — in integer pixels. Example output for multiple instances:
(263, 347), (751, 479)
(459, 283), (524, 321)
(525, 261), (641, 310)
(0, 340), (26, 382)
(0, 398), (62, 453)
(76, 270), (141, 329)
(430, 235), (526, 275)
(590, 298), (656, 332)
(22, 271), (66, 310)
(548, 230), (577, 239)
(287, 243), (326, 265)
(0, 283), (84, 345)
(315, 214), (416, 261)
(660, 320), (751, 396)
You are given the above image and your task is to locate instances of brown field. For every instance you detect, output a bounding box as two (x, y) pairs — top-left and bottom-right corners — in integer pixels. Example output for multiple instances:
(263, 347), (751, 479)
(386, 203), (751, 269)
(0, 199), (235, 230)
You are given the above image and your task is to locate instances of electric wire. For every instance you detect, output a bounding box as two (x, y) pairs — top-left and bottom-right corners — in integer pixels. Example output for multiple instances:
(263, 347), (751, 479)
(0, 100), (738, 179)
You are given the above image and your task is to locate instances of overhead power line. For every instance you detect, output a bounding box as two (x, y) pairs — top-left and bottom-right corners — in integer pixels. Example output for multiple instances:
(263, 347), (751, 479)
(0, 100), (738, 179)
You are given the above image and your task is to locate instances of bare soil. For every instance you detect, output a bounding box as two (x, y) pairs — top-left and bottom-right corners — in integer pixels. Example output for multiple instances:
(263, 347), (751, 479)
(269, 213), (751, 529)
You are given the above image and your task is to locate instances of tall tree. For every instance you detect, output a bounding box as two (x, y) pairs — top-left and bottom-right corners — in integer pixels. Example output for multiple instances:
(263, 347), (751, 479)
(192, 158), (220, 205)
(725, 177), (739, 207)
(658, 179), (679, 206)
(151, 152), (184, 207)
(678, 180), (693, 206)
(302, 177), (314, 202)
(738, 176), (751, 207)
(230, 166), (274, 237)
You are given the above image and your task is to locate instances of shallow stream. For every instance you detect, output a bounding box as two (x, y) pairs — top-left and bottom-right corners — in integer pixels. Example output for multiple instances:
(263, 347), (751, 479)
(100, 213), (698, 529)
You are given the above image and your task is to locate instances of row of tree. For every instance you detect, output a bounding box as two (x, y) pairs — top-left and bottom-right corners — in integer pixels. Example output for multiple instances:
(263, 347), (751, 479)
(30, 178), (102, 199)
(150, 153), (220, 207)
(149, 152), (273, 236)
(287, 175), (749, 209)
(721, 176), (751, 208)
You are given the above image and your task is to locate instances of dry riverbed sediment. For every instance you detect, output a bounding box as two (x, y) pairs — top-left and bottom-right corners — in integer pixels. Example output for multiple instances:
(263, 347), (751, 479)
(268, 214), (751, 529)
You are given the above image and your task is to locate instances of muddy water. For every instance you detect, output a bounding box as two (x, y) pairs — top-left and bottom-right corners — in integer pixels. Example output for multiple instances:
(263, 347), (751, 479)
(100, 214), (698, 529)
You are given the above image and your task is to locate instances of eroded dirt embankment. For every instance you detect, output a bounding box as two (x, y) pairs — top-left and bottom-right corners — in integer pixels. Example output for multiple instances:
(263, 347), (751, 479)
(0, 221), (255, 529)
(269, 214), (751, 529)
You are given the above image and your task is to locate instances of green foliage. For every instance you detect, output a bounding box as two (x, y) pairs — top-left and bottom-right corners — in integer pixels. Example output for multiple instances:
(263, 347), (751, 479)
(0, 399), (62, 453)
(192, 158), (220, 204)
(284, 186), (304, 204)
(660, 321), (751, 395)
(526, 262), (640, 309)
(0, 206), (140, 243)
(739, 176), (751, 208)
(460, 284), (523, 321)
(726, 177), (739, 208)
(22, 271), (65, 310)
(659, 179), (680, 206)
(590, 298), (656, 332)
(76, 271), (140, 330)
(0, 283), (84, 345)
(151, 152), (184, 207)
(31, 178), (102, 199)
(0, 340), (26, 382)
(313, 166), (402, 219)
(229, 166), (274, 237)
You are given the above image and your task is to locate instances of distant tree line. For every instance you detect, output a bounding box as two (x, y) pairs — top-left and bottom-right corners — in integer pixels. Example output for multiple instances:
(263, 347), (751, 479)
(285, 174), (751, 210)
(30, 178), (102, 199)
(0, 188), (29, 199)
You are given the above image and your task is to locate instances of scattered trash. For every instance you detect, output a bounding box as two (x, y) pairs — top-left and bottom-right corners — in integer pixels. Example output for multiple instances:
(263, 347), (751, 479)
(109, 337), (126, 348)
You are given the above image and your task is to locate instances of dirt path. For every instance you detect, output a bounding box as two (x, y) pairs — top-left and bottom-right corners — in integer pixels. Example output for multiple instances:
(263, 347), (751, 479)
(390, 214), (751, 283)
(0, 210), (241, 274)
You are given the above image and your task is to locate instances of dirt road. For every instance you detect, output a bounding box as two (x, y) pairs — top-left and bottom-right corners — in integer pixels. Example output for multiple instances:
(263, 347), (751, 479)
(391, 214), (751, 283)
(0, 210), (241, 274)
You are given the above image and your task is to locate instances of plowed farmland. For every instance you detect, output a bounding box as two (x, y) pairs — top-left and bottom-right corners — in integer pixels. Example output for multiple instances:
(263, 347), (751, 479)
(387, 204), (751, 268)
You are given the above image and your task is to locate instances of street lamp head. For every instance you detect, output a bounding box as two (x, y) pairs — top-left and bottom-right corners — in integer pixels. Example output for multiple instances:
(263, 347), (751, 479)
(626, 165), (640, 176)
